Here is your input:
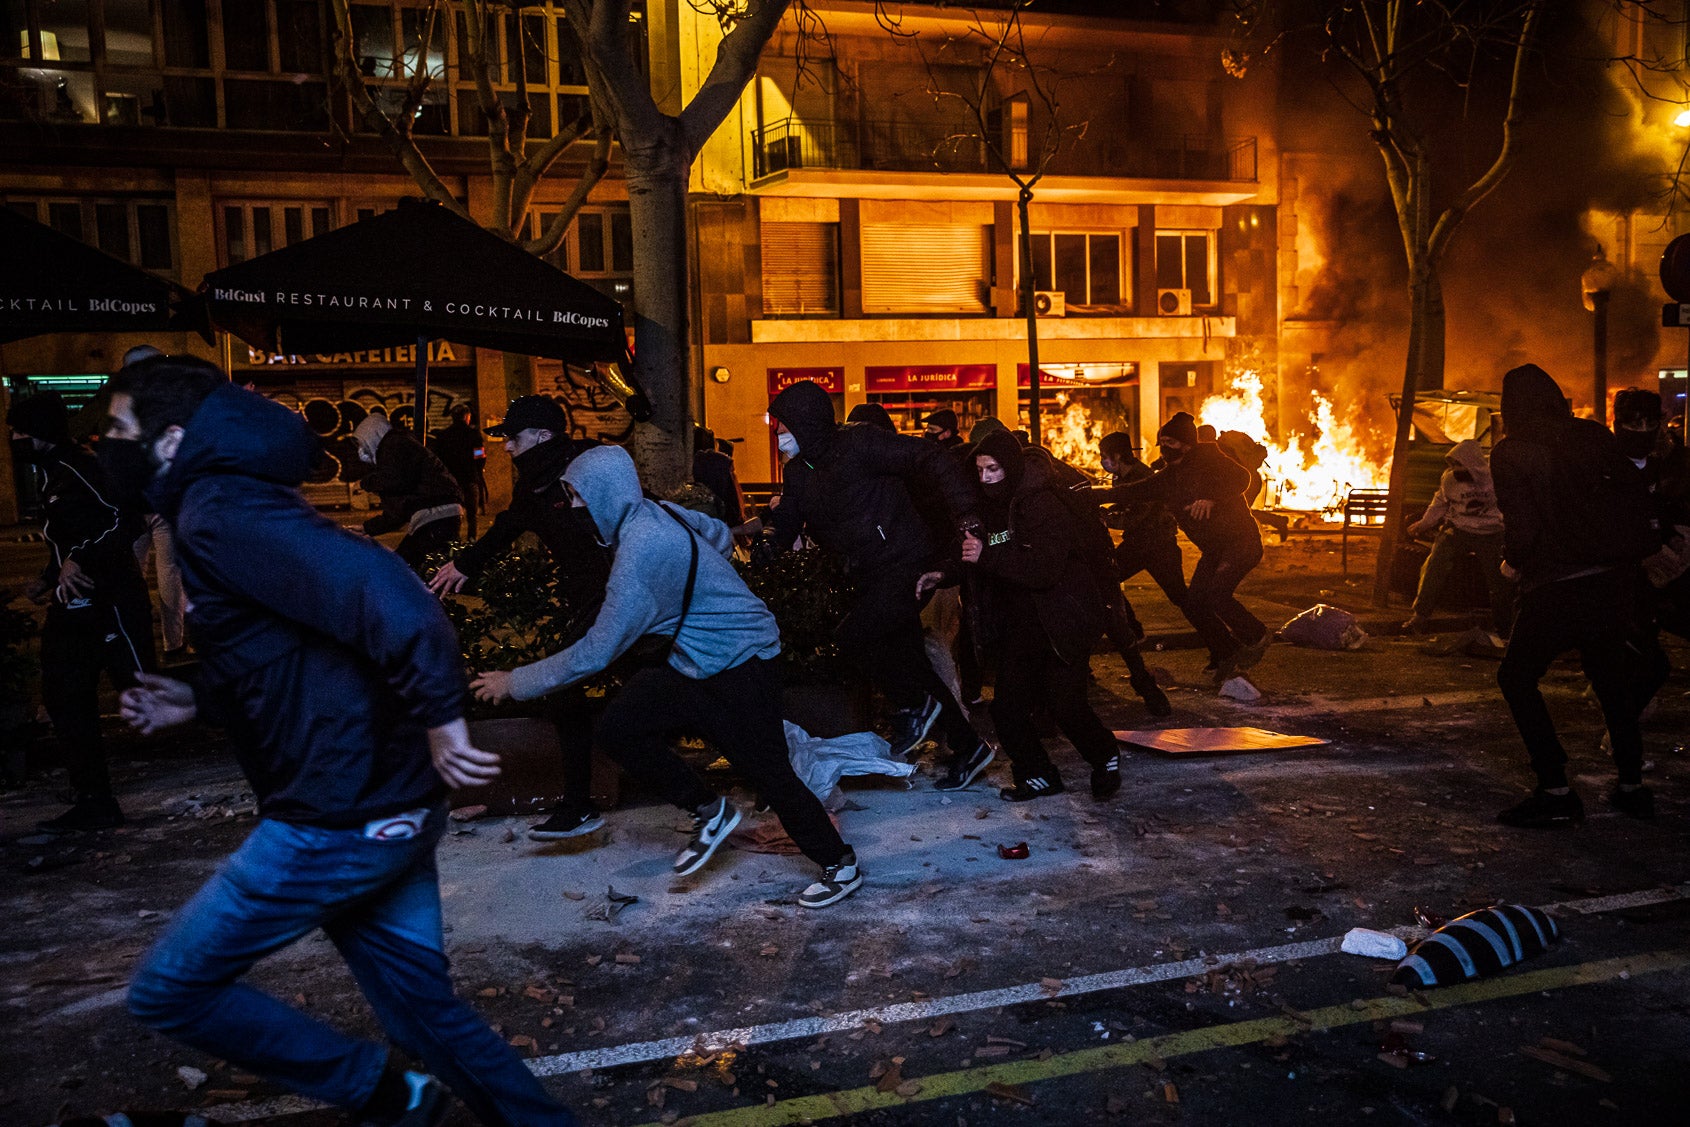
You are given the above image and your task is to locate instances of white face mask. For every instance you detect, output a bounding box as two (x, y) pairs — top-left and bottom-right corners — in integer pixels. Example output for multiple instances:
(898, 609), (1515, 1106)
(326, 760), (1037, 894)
(356, 441), (377, 465)
(776, 431), (800, 459)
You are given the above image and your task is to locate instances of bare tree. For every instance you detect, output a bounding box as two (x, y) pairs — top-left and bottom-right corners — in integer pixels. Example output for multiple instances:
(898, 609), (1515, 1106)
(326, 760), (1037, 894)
(919, 0), (1089, 446)
(1229, 0), (1543, 606)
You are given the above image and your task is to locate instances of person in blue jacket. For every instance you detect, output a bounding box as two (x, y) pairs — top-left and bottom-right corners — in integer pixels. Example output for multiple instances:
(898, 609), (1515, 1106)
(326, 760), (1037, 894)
(107, 355), (574, 1127)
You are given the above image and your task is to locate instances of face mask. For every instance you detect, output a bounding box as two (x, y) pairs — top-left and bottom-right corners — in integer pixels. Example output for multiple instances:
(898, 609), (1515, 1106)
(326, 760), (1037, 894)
(776, 431), (800, 459)
(96, 437), (161, 511)
(1616, 428), (1658, 460)
(511, 441), (553, 477)
(10, 436), (49, 465)
(1162, 445), (1188, 463)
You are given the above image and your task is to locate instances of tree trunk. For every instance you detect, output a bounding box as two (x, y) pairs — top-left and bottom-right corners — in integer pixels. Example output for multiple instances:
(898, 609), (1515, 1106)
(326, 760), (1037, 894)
(1371, 263), (1446, 606)
(623, 121), (693, 495)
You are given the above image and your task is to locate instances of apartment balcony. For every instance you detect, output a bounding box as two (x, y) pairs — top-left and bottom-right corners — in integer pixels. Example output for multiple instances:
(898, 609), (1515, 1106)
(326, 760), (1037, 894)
(746, 117), (1260, 206)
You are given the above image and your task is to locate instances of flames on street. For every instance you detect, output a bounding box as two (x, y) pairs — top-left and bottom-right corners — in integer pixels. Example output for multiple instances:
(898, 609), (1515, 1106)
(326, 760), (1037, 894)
(1199, 370), (1389, 518)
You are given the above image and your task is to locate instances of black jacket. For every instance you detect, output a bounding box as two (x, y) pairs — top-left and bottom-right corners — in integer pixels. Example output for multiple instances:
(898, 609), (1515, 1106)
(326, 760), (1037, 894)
(149, 385), (460, 828)
(28, 442), (146, 602)
(452, 436), (611, 627)
(970, 453), (1105, 667)
(1491, 364), (1652, 588)
(1100, 457), (1180, 544)
(363, 428), (465, 536)
(768, 380), (977, 575)
(1101, 443), (1258, 554)
(693, 447), (744, 526)
(430, 420), (486, 497)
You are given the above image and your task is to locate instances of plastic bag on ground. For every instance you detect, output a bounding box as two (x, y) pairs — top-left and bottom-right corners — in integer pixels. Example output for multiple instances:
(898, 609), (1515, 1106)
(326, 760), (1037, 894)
(1278, 603), (1368, 650)
(785, 721), (914, 800)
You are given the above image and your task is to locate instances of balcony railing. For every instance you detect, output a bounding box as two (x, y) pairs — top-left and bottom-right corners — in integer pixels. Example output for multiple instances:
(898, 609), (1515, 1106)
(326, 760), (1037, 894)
(751, 117), (1256, 183)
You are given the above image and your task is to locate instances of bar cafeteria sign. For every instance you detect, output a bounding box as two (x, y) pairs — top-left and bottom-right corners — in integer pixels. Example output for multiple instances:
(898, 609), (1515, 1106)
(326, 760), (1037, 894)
(240, 341), (463, 369)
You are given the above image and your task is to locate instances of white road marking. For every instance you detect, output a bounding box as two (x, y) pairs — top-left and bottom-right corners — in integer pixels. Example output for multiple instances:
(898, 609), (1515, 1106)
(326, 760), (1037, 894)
(196, 882), (1690, 1121)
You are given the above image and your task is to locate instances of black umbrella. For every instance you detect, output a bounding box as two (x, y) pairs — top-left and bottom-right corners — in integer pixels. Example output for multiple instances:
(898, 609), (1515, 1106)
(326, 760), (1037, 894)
(201, 198), (631, 437)
(0, 208), (202, 344)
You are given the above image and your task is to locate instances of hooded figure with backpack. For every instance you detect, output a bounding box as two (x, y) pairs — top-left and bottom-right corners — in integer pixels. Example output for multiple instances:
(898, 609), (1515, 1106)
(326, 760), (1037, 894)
(963, 432), (1123, 801)
(471, 445), (862, 909)
(1491, 364), (1655, 827)
(1402, 439), (1513, 636)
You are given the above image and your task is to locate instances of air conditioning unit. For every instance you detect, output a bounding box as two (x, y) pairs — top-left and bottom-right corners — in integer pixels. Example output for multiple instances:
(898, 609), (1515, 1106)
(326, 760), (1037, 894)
(1033, 290), (1066, 317)
(1158, 288), (1192, 316)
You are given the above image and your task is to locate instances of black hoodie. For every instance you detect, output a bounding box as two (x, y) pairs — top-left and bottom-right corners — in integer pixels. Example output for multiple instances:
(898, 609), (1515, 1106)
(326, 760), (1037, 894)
(148, 385), (458, 827)
(768, 380), (978, 575)
(1490, 364), (1652, 588)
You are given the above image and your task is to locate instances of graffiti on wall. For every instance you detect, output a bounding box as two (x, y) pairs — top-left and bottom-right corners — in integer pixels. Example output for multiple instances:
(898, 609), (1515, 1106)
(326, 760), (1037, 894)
(257, 382), (472, 485)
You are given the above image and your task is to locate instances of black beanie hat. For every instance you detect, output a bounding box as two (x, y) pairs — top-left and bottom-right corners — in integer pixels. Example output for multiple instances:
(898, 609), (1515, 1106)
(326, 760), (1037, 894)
(7, 391), (71, 446)
(1159, 411), (1198, 446)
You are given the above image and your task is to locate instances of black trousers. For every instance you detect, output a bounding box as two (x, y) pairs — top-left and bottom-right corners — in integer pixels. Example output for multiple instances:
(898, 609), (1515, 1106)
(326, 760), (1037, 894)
(1116, 534), (1188, 609)
(1183, 539), (1266, 664)
(1099, 587), (1159, 692)
(1498, 569), (1645, 789)
(395, 516), (460, 576)
(596, 657), (848, 867)
(545, 685), (597, 813)
(836, 567), (978, 750)
(990, 630), (1118, 785)
(40, 592), (155, 800)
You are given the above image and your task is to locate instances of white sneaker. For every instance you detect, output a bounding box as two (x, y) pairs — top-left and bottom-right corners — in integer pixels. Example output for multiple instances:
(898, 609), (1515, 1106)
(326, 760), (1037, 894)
(673, 797), (741, 875)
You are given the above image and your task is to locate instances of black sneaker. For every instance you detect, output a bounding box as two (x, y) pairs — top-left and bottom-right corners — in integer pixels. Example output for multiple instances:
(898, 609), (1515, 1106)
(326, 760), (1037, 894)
(799, 849), (863, 909)
(1134, 679), (1173, 718)
(673, 796), (741, 875)
(360, 1066), (450, 1127)
(1609, 785), (1655, 820)
(1091, 754), (1122, 800)
(1235, 637), (1271, 670)
(528, 807), (606, 840)
(888, 696), (943, 758)
(1000, 775), (1064, 802)
(935, 739), (995, 791)
(1496, 789), (1584, 828)
(38, 797), (124, 834)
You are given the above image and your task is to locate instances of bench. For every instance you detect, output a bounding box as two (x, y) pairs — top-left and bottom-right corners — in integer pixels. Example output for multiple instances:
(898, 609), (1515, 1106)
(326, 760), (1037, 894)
(1340, 488), (1392, 573)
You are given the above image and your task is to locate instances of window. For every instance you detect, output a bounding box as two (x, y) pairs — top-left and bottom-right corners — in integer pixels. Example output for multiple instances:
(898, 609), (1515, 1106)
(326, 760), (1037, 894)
(218, 200), (332, 265)
(1155, 230), (1214, 308)
(531, 205), (634, 303)
(861, 224), (991, 314)
(3, 195), (177, 273)
(762, 221), (839, 316)
(1023, 232), (1126, 310)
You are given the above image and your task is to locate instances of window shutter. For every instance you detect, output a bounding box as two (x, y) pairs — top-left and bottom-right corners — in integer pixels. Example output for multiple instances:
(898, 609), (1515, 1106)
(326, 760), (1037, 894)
(860, 224), (990, 313)
(761, 221), (839, 315)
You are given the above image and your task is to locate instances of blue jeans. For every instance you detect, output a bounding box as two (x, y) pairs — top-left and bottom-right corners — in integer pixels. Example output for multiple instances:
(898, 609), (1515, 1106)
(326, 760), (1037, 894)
(128, 808), (574, 1126)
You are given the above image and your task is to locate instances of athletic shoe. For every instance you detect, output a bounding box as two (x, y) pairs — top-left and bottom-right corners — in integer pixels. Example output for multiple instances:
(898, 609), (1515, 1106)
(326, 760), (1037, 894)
(360, 1069), (449, 1127)
(1609, 784), (1655, 820)
(888, 696), (942, 758)
(674, 796), (741, 875)
(38, 797), (124, 834)
(1495, 789), (1584, 828)
(1235, 636), (1271, 670)
(1091, 754), (1122, 800)
(1000, 775), (1064, 802)
(934, 739), (995, 791)
(799, 849), (863, 909)
(1134, 679), (1173, 718)
(528, 807), (606, 840)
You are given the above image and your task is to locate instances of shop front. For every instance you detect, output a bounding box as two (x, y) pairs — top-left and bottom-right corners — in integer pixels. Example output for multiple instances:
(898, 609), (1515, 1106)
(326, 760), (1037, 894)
(1018, 362), (1139, 472)
(864, 364), (997, 438)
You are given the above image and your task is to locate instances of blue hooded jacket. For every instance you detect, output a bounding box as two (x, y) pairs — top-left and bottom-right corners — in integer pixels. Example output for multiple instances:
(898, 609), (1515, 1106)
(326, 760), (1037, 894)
(148, 384), (460, 826)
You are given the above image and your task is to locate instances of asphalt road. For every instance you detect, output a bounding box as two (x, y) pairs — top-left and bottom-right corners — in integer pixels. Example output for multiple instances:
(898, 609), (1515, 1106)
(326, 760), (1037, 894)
(2, 531), (1687, 1126)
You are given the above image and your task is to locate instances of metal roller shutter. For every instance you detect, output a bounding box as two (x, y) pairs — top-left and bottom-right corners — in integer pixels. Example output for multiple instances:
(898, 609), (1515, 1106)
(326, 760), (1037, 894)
(861, 223), (990, 313)
(761, 221), (839, 315)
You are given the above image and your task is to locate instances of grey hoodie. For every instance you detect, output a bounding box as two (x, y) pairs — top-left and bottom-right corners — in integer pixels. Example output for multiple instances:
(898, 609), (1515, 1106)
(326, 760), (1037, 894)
(1414, 439), (1503, 536)
(507, 445), (781, 701)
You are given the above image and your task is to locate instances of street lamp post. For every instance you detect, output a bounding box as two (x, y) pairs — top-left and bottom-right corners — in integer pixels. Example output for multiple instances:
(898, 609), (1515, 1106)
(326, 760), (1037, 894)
(1582, 246), (1617, 425)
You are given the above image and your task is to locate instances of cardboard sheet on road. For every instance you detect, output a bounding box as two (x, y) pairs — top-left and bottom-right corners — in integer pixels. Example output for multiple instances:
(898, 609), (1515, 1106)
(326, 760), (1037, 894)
(1115, 726), (1330, 756)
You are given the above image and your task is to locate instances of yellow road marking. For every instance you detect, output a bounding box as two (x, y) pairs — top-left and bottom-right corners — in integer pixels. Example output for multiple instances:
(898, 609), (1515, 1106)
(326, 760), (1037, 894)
(647, 949), (1690, 1126)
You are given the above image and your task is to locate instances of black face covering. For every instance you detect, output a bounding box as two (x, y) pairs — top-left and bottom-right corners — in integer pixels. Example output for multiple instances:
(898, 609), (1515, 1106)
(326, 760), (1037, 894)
(10, 436), (49, 465)
(96, 437), (161, 511)
(1162, 444), (1188, 464)
(1616, 428), (1658, 460)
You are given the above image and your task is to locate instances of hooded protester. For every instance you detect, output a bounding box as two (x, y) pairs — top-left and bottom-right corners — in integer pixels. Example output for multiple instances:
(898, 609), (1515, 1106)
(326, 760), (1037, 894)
(922, 408), (964, 449)
(847, 402), (897, 431)
(1097, 430), (1187, 610)
(1402, 439), (1513, 636)
(1491, 363), (1655, 827)
(429, 402), (488, 537)
(1101, 411), (1268, 682)
(351, 411), (465, 574)
(8, 389), (153, 833)
(108, 357), (575, 1127)
(767, 379), (995, 790)
(471, 445), (863, 909)
(964, 431), (1124, 801)
(428, 394), (612, 841)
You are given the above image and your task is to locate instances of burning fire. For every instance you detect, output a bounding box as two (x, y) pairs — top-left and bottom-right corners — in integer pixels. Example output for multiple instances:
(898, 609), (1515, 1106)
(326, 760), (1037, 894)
(1042, 394), (1111, 474)
(1199, 370), (1388, 517)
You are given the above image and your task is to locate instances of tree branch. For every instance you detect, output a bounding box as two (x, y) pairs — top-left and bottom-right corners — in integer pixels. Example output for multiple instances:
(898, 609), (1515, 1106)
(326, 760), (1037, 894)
(680, 0), (794, 155)
(523, 128), (613, 258)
